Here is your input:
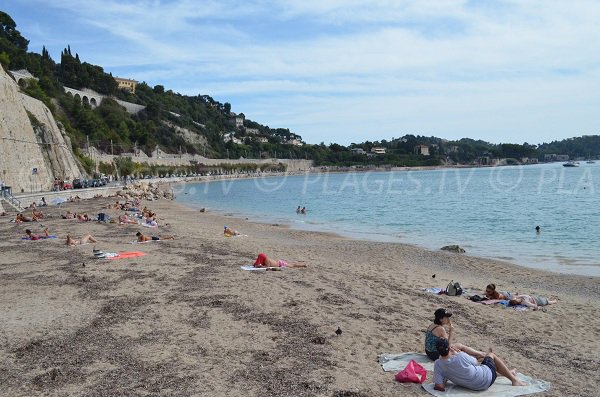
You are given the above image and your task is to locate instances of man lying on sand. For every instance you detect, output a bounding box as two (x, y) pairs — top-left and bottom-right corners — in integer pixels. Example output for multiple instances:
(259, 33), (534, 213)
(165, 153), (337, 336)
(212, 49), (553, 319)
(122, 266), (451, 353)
(433, 339), (527, 392)
(135, 231), (174, 242)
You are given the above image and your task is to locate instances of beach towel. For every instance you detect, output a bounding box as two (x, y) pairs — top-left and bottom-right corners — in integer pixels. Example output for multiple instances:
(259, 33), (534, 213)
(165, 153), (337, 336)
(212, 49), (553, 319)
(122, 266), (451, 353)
(379, 352), (435, 373)
(225, 234), (248, 237)
(422, 373), (550, 396)
(21, 235), (57, 240)
(129, 240), (161, 244)
(141, 223), (158, 228)
(95, 251), (146, 260)
(240, 265), (267, 271)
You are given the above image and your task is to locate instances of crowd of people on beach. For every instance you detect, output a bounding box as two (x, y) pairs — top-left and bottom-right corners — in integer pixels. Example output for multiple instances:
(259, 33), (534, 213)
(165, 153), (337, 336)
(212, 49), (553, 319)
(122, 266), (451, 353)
(6, 188), (563, 393)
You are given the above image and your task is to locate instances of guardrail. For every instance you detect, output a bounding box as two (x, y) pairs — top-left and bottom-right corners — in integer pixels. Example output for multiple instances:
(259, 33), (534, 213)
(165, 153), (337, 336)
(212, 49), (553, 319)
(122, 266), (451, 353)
(1, 188), (22, 210)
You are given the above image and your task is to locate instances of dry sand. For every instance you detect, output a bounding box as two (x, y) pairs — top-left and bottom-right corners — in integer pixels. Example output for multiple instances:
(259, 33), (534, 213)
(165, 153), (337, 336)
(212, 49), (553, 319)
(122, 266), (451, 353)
(0, 195), (598, 396)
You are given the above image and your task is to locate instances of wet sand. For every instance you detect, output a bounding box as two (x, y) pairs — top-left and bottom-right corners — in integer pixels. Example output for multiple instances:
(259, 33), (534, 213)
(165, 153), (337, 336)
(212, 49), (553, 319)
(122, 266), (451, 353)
(0, 196), (598, 396)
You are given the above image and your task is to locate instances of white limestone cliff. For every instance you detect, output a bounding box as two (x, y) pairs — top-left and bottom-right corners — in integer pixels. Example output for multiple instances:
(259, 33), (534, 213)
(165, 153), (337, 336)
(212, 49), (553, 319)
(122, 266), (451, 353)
(0, 67), (83, 193)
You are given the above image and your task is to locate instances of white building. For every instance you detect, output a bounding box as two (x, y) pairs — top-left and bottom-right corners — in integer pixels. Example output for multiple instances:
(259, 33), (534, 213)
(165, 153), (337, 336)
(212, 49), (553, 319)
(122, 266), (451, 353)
(371, 147), (386, 154)
(223, 133), (242, 145)
(350, 148), (366, 154)
(286, 139), (304, 146)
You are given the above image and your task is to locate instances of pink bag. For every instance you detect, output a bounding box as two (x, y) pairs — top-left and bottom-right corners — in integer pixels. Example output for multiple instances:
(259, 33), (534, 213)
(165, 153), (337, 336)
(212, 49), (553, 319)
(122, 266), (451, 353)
(395, 359), (427, 383)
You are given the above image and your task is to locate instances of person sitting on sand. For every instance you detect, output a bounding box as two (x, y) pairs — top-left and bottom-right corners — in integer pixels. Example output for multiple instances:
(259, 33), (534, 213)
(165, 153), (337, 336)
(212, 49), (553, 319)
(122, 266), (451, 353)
(433, 339), (527, 392)
(32, 208), (44, 220)
(425, 308), (486, 361)
(253, 253), (307, 270)
(145, 217), (158, 227)
(484, 284), (513, 300)
(66, 234), (98, 246)
(508, 294), (557, 311)
(135, 231), (175, 242)
(224, 225), (240, 236)
(24, 228), (50, 240)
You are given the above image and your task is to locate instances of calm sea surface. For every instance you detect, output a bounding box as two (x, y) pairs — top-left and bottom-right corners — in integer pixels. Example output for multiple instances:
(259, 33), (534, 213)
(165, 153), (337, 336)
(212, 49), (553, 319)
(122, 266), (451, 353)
(176, 163), (600, 277)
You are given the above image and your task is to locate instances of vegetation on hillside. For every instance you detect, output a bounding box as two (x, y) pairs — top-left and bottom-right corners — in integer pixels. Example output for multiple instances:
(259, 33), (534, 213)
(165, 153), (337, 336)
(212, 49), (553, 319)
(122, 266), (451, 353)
(2, 10), (600, 171)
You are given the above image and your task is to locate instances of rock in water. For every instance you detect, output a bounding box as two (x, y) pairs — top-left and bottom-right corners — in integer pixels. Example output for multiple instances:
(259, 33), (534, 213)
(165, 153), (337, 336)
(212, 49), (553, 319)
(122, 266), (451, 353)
(440, 245), (466, 253)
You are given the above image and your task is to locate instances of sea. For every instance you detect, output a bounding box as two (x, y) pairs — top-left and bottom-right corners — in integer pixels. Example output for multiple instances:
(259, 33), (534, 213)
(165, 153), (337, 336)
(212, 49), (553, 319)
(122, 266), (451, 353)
(175, 162), (600, 277)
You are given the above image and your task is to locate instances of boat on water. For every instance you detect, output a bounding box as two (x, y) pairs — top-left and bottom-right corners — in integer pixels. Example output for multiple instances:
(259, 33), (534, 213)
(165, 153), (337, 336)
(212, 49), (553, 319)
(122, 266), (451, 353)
(586, 160), (595, 164)
(563, 161), (579, 167)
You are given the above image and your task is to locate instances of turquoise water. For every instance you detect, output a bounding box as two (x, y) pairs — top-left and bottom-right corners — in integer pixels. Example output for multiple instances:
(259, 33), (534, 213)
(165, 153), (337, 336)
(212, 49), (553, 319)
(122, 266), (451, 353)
(176, 163), (600, 277)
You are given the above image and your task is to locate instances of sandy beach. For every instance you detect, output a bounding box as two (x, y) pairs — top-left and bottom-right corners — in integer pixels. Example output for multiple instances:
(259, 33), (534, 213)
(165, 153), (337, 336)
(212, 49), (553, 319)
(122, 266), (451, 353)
(0, 193), (598, 396)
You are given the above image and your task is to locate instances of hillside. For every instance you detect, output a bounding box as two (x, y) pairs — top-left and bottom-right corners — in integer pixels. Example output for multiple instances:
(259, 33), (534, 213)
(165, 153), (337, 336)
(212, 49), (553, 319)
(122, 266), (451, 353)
(2, 9), (600, 179)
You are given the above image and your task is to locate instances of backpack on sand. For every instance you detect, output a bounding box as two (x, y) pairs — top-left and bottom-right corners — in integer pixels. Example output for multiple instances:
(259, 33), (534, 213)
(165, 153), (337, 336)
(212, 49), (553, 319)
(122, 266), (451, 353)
(445, 280), (463, 296)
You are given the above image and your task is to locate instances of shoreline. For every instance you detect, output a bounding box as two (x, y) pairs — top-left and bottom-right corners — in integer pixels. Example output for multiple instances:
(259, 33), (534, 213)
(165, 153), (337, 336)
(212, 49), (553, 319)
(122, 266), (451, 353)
(1, 194), (598, 396)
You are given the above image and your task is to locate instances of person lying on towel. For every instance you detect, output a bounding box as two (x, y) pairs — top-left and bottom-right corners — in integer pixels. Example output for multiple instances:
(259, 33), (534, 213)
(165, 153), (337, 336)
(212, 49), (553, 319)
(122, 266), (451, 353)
(24, 228), (50, 240)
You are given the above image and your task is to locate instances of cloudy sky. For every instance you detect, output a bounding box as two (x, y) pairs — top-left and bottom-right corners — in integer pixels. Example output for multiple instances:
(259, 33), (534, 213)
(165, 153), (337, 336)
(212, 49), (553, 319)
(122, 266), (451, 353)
(3, 1), (600, 145)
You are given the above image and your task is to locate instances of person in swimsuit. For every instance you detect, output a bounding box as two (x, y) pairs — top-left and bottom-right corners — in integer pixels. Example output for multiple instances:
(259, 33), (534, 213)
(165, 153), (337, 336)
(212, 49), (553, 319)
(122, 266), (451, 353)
(66, 234), (98, 246)
(484, 284), (513, 300)
(253, 253), (307, 270)
(425, 308), (485, 361)
(136, 231), (175, 242)
(24, 228), (50, 240)
(224, 226), (240, 236)
(508, 295), (557, 310)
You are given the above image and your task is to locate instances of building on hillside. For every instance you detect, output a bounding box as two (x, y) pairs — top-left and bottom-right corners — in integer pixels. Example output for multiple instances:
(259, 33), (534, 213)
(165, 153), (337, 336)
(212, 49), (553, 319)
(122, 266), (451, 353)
(555, 154), (569, 161)
(223, 133), (242, 145)
(286, 139), (304, 146)
(414, 144), (430, 156)
(245, 127), (259, 135)
(235, 115), (245, 128)
(114, 77), (138, 93)
(256, 137), (269, 143)
(350, 148), (366, 154)
(371, 147), (386, 154)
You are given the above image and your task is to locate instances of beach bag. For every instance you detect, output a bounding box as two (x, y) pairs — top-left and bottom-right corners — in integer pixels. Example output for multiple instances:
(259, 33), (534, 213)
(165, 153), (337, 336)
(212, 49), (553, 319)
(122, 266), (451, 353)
(470, 294), (487, 302)
(395, 360), (427, 383)
(446, 280), (463, 296)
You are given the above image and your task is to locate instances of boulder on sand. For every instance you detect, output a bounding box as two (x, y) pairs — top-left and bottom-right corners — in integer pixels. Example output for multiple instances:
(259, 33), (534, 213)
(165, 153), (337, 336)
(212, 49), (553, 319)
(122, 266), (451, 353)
(440, 245), (466, 253)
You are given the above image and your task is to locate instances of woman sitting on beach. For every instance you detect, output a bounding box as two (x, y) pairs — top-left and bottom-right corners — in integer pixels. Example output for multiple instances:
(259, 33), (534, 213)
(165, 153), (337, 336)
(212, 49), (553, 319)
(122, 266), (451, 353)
(32, 209), (44, 220)
(66, 234), (98, 246)
(508, 294), (557, 311)
(425, 308), (486, 361)
(253, 253), (307, 270)
(484, 284), (513, 300)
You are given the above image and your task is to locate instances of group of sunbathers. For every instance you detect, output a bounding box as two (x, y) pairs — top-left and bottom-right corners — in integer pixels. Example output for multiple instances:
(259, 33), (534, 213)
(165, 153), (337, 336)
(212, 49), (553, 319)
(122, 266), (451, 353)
(423, 283), (557, 392)
(484, 283), (557, 310)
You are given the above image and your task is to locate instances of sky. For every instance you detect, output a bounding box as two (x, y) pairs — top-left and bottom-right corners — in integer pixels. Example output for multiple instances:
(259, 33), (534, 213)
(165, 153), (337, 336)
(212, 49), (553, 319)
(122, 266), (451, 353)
(3, 0), (600, 146)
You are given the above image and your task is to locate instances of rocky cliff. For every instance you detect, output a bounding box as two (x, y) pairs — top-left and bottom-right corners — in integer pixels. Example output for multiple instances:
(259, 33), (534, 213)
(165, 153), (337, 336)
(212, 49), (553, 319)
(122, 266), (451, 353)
(0, 67), (82, 194)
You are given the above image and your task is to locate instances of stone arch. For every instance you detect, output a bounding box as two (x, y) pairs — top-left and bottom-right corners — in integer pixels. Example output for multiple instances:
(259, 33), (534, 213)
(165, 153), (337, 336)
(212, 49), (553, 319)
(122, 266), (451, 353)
(74, 93), (81, 101)
(82, 96), (90, 105)
(90, 97), (98, 106)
